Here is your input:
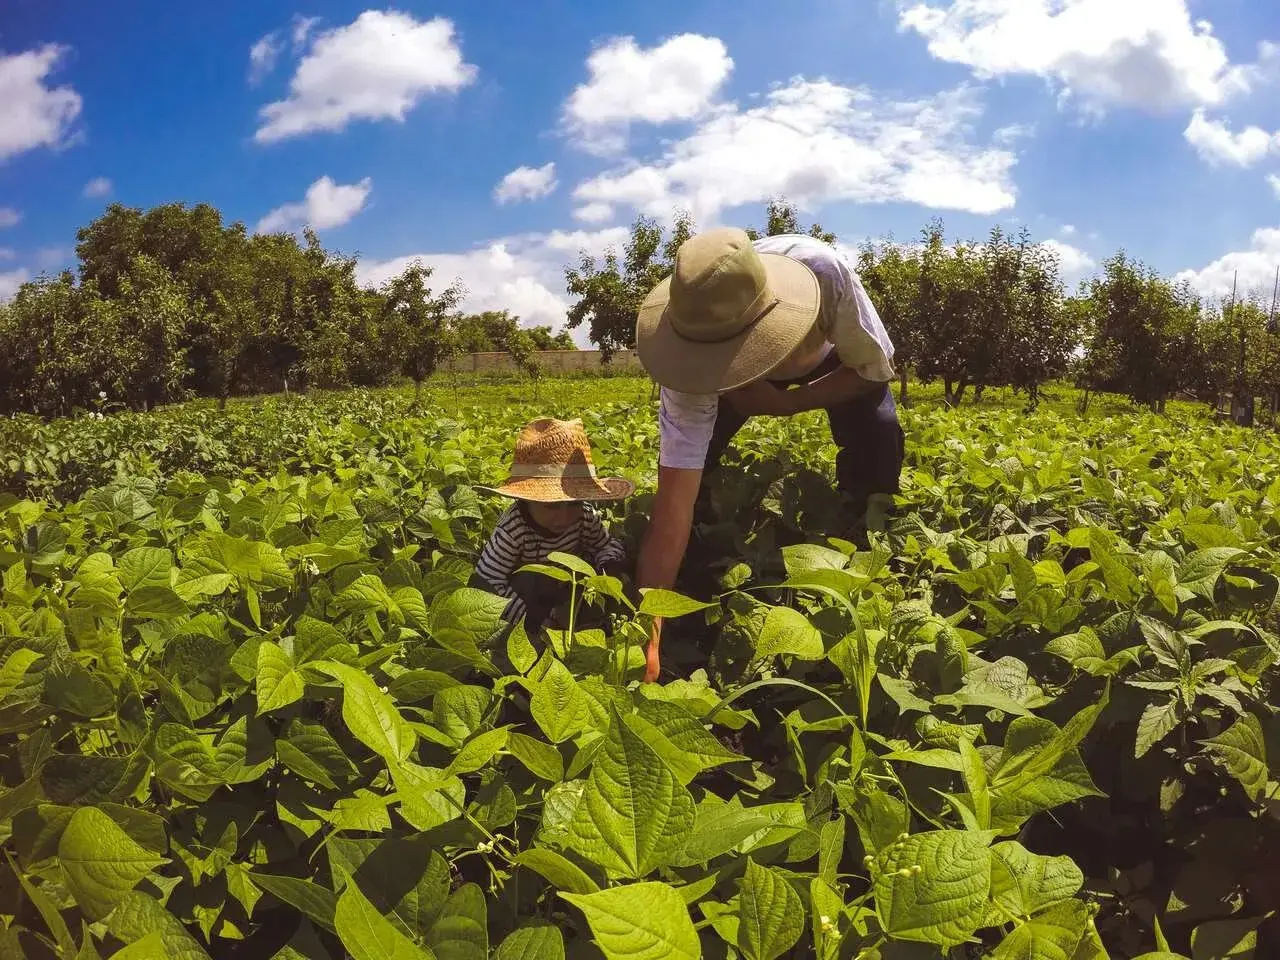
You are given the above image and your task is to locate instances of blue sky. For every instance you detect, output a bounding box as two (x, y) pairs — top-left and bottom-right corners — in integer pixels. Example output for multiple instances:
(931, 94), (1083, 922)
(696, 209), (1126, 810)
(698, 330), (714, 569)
(3, 0), (1280, 329)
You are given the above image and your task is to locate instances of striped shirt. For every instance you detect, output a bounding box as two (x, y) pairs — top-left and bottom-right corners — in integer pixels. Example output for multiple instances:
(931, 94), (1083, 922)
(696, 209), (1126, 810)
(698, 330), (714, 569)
(474, 503), (626, 623)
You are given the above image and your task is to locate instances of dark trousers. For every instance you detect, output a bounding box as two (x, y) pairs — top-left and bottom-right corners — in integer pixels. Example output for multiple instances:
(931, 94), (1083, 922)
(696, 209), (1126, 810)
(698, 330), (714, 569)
(701, 352), (905, 517)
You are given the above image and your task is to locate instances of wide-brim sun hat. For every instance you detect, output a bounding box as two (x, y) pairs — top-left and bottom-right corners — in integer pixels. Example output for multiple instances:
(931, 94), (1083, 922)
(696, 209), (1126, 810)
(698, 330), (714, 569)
(480, 417), (635, 503)
(636, 226), (821, 395)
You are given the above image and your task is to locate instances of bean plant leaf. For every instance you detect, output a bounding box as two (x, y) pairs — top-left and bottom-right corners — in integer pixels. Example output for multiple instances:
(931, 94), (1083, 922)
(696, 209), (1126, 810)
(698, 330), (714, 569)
(989, 900), (1093, 960)
(754, 606), (824, 661)
(989, 841), (1084, 919)
(58, 807), (167, 921)
(495, 922), (565, 960)
(513, 847), (600, 896)
(107, 892), (211, 959)
(561, 882), (700, 960)
(1200, 714), (1267, 801)
(738, 857), (804, 960)
(638, 589), (715, 618)
(1136, 700), (1182, 758)
(257, 640), (305, 714)
(566, 706), (695, 878)
(873, 829), (993, 948)
(334, 875), (438, 960)
(316, 661), (415, 762)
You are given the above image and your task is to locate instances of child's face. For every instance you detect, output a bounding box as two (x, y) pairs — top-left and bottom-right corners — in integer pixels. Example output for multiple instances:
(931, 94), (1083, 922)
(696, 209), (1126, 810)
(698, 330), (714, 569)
(527, 500), (583, 533)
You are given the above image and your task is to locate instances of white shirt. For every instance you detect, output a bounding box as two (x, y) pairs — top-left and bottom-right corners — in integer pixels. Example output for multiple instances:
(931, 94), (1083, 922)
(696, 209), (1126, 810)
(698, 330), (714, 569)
(657, 234), (896, 470)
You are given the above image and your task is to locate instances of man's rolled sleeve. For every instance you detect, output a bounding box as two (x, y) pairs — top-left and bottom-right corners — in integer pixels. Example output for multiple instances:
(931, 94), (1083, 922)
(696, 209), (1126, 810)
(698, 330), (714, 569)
(830, 273), (896, 384)
(658, 387), (719, 470)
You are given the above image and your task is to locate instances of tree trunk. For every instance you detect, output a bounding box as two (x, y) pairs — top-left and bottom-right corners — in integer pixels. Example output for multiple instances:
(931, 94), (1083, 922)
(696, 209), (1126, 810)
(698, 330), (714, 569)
(898, 368), (909, 407)
(973, 383), (986, 403)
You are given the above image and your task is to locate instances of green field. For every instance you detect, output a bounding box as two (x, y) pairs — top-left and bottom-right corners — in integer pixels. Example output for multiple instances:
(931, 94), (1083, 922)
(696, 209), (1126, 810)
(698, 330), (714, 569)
(0, 378), (1276, 959)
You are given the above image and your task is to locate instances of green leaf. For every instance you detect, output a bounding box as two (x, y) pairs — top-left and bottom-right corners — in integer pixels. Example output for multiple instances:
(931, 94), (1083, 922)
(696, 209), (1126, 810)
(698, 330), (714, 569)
(1179, 548), (1244, 600)
(58, 807), (167, 921)
(638, 589), (715, 618)
(513, 847), (600, 896)
(566, 707), (695, 879)
(317, 661), (415, 762)
(753, 606), (824, 661)
(334, 875), (437, 960)
(529, 660), (590, 743)
(433, 685), (490, 742)
(495, 923), (565, 960)
(107, 892), (210, 960)
(738, 858), (803, 960)
(426, 883), (487, 960)
(561, 882), (700, 960)
(252, 873), (339, 932)
(676, 798), (803, 866)
(0, 648), (43, 698)
(1137, 699), (1181, 758)
(125, 584), (189, 619)
(989, 841), (1083, 918)
(873, 829), (992, 948)
(111, 932), (170, 958)
(959, 736), (990, 830)
(1191, 914), (1267, 959)
(625, 699), (745, 785)
(257, 640), (305, 714)
(989, 900), (1093, 960)
(118, 547), (173, 591)
(277, 720), (357, 789)
(350, 840), (451, 941)
(447, 727), (509, 776)
(507, 732), (565, 782)
(1200, 714), (1267, 802)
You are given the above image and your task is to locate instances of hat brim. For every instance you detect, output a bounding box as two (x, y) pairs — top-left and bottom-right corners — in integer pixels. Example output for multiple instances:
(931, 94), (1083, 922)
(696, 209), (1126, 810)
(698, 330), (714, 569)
(636, 252), (820, 394)
(479, 476), (635, 503)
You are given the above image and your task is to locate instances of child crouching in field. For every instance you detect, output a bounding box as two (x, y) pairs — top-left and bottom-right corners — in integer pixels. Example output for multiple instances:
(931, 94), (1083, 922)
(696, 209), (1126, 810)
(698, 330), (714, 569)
(472, 417), (632, 633)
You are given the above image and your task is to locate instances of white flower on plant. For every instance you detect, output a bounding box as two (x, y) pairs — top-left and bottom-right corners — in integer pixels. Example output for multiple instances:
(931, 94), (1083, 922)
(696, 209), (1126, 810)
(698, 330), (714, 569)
(99, 391), (107, 399)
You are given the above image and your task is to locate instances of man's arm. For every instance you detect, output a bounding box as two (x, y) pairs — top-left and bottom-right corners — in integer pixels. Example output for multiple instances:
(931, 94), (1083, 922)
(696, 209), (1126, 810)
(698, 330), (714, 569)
(727, 365), (884, 417)
(635, 466), (703, 682)
(784, 364), (884, 413)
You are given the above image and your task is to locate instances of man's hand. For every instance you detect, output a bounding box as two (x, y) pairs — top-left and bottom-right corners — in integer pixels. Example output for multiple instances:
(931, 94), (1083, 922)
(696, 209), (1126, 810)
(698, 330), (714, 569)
(726, 379), (796, 417)
(644, 622), (661, 683)
(636, 466), (702, 684)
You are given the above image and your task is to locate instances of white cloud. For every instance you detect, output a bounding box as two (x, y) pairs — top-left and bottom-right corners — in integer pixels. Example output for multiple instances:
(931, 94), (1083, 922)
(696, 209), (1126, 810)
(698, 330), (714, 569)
(0, 268), (28, 301)
(1183, 109), (1279, 167)
(1041, 238), (1096, 275)
(572, 80), (1017, 224)
(1175, 226), (1280, 298)
(292, 16), (321, 50)
(1060, 224), (1077, 237)
(0, 44), (82, 161)
(0, 248), (14, 260)
(254, 10), (476, 143)
(248, 31), (283, 85)
(565, 34), (733, 152)
(82, 176), (112, 198)
(494, 162), (558, 204)
(573, 202), (615, 224)
(1269, 175), (1280, 199)
(0, 207), (19, 228)
(356, 226), (629, 334)
(256, 175), (372, 233)
(898, 0), (1269, 113)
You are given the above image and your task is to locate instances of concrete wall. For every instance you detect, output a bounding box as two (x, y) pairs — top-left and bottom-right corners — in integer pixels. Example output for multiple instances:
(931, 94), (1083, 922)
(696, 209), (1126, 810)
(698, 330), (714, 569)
(442, 349), (646, 375)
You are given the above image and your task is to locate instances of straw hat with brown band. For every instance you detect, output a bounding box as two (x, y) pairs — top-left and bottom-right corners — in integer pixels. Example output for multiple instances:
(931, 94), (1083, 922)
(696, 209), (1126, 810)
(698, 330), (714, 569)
(635, 227), (821, 395)
(480, 418), (635, 503)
